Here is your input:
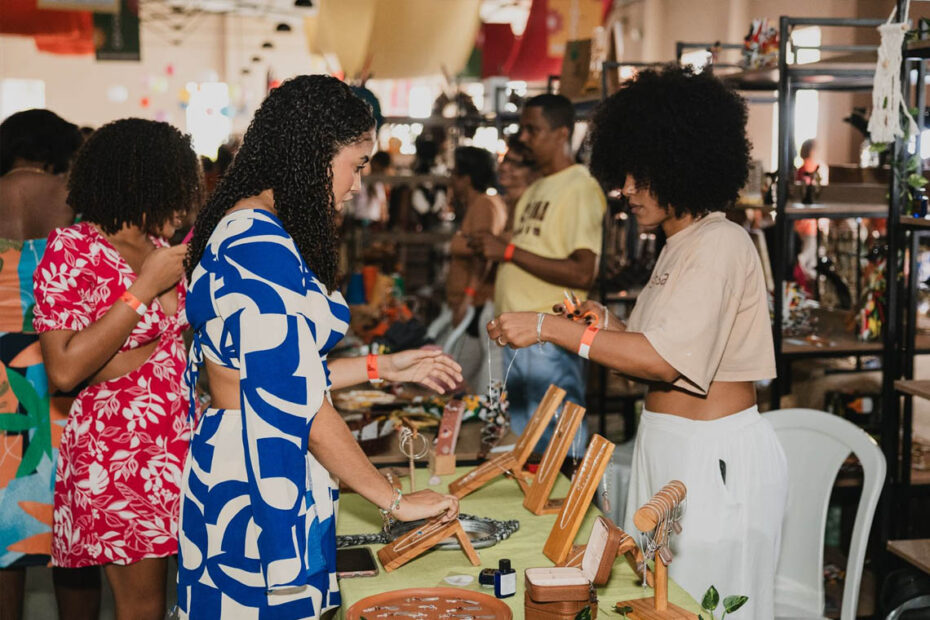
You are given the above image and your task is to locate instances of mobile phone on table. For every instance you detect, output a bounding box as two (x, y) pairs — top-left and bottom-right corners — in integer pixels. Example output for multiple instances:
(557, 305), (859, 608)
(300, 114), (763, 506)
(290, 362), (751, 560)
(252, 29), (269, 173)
(336, 547), (379, 578)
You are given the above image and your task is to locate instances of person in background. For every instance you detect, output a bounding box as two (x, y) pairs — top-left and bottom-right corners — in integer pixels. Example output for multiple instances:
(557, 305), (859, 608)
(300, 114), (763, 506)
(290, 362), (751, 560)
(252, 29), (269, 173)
(180, 75), (461, 619)
(352, 150), (392, 226)
(472, 94), (605, 459)
(0, 109), (101, 620)
(498, 135), (540, 232)
(488, 66), (785, 617)
(33, 118), (203, 620)
(793, 139), (827, 294)
(447, 146), (508, 393)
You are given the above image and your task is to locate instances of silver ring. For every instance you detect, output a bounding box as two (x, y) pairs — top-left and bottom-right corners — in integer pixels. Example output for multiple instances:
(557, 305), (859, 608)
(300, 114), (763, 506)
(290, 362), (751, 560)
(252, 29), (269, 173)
(496, 336), (505, 346)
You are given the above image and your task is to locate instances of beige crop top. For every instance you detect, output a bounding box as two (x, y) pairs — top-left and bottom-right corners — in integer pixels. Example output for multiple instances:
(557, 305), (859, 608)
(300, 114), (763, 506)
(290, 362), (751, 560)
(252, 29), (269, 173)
(626, 212), (776, 395)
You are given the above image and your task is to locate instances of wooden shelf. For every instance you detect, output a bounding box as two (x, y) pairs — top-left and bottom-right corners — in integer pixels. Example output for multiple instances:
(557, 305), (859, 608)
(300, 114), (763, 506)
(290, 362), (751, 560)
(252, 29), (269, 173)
(899, 215), (930, 230)
(785, 202), (887, 220)
(895, 379), (930, 400)
(906, 39), (930, 60)
(887, 539), (930, 574)
(782, 309), (882, 357)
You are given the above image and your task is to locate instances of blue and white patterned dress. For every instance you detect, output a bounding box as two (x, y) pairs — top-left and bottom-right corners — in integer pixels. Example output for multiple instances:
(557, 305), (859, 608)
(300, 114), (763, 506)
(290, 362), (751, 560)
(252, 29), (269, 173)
(178, 209), (350, 619)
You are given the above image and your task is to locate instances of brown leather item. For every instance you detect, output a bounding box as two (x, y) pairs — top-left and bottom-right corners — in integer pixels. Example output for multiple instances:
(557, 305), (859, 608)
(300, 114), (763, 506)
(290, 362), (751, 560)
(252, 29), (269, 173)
(584, 516), (625, 586)
(524, 590), (598, 620)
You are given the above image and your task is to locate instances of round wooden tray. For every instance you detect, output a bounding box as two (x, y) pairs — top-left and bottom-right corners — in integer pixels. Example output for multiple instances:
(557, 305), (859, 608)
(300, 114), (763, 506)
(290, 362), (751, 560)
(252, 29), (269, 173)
(345, 586), (513, 619)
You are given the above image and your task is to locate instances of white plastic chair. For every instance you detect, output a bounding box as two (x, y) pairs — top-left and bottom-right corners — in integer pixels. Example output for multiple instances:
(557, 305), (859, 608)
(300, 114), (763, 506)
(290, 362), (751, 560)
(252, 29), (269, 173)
(768, 408), (886, 620)
(425, 304), (475, 354)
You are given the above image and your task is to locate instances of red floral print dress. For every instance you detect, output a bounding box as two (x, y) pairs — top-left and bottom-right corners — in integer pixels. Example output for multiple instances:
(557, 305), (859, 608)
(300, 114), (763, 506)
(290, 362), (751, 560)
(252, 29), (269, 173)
(32, 223), (190, 567)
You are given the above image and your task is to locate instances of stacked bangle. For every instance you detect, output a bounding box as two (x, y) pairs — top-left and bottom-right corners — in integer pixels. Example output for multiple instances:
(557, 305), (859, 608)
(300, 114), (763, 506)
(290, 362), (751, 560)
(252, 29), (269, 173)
(578, 324), (600, 359)
(119, 290), (147, 317)
(536, 312), (545, 344)
(379, 486), (403, 531)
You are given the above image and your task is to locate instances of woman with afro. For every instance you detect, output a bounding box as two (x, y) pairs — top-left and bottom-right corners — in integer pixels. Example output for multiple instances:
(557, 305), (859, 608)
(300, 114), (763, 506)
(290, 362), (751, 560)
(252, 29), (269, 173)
(179, 75), (462, 618)
(32, 118), (202, 619)
(489, 66), (786, 616)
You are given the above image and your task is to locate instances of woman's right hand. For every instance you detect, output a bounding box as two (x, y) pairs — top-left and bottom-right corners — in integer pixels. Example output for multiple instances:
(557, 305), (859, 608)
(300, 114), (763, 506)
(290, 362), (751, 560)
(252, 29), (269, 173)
(134, 244), (187, 300)
(393, 489), (459, 523)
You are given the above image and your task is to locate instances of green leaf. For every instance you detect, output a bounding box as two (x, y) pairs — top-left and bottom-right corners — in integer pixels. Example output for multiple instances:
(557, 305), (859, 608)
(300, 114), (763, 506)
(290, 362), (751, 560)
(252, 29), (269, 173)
(616, 605), (634, 618)
(702, 585), (720, 611)
(574, 607), (592, 620)
(869, 142), (889, 153)
(908, 173), (928, 189)
(5, 369), (41, 420)
(723, 595), (749, 614)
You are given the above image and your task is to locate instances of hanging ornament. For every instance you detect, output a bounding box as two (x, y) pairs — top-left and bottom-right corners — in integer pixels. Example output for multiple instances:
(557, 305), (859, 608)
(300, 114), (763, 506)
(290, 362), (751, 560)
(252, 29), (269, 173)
(166, 63), (175, 76)
(140, 97), (150, 108)
(107, 85), (129, 103)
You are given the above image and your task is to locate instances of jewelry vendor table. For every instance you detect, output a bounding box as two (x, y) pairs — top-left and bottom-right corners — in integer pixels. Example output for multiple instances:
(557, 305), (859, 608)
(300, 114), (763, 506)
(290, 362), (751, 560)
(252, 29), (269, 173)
(335, 466), (701, 619)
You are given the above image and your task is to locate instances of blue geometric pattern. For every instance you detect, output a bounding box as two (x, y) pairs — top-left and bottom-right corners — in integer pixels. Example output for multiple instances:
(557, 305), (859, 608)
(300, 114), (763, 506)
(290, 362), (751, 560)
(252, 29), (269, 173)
(178, 209), (349, 619)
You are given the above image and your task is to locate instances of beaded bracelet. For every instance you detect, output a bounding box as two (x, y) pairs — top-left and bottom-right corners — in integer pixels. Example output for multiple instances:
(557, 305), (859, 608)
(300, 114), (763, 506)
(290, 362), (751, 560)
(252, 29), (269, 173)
(379, 486), (403, 532)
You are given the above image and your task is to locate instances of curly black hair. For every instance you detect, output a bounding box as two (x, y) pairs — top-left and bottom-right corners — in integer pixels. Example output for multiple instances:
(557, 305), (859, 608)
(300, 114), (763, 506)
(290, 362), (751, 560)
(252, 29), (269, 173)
(185, 75), (375, 290)
(0, 109), (82, 175)
(68, 118), (202, 236)
(453, 146), (497, 193)
(589, 65), (750, 217)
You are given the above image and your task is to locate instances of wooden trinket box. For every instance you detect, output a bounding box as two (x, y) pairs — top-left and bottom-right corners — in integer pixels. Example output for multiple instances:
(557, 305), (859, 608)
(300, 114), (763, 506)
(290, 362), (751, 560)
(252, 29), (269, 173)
(525, 516), (624, 620)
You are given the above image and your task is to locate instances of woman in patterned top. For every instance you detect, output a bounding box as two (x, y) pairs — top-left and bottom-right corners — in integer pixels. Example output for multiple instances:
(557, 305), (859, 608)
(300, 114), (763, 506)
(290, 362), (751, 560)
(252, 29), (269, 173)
(32, 119), (203, 619)
(180, 75), (462, 619)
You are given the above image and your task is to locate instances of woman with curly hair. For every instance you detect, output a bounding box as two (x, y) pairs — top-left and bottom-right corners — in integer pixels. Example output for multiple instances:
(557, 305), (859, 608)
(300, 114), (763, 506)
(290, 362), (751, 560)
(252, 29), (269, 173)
(32, 118), (202, 619)
(488, 66), (786, 616)
(179, 75), (462, 619)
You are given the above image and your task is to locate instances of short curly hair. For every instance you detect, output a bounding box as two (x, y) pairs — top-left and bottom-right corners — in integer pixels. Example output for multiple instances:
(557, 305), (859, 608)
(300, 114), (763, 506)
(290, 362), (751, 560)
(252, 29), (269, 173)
(186, 75), (375, 290)
(0, 109), (82, 175)
(67, 118), (203, 236)
(453, 146), (497, 193)
(589, 65), (750, 217)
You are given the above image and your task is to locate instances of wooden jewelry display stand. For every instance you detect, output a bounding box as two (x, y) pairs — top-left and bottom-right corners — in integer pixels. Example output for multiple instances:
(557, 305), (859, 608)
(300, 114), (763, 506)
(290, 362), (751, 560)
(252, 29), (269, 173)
(448, 384), (566, 498)
(523, 402), (586, 515)
(560, 524), (654, 588)
(542, 434), (615, 564)
(377, 515), (481, 572)
(616, 481), (695, 619)
(428, 400), (465, 476)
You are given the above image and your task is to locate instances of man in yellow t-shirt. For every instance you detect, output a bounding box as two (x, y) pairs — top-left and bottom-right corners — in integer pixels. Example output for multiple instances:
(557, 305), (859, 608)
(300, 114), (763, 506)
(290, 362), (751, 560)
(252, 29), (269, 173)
(472, 94), (606, 457)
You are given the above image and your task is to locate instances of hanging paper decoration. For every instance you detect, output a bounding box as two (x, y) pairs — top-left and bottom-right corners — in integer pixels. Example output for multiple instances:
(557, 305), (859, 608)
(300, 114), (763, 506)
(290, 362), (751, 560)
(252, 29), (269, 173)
(741, 18), (779, 69)
(166, 64), (175, 76)
(502, 0), (563, 82)
(94, 0), (140, 62)
(140, 97), (150, 108)
(106, 85), (129, 103)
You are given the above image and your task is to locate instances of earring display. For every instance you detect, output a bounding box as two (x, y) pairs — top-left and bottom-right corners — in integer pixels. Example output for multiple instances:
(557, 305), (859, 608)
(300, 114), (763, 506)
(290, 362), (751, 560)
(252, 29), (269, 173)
(523, 402), (586, 515)
(448, 384), (566, 498)
(542, 434), (616, 565)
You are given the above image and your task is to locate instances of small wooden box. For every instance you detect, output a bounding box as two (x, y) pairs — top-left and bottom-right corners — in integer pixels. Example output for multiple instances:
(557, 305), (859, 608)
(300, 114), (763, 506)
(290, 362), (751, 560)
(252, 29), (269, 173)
(525, 516), (624, 619)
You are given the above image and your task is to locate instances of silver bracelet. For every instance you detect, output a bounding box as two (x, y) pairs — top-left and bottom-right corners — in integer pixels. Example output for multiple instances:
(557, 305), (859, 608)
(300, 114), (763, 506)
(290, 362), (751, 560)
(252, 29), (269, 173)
(536, 312), (545, 344)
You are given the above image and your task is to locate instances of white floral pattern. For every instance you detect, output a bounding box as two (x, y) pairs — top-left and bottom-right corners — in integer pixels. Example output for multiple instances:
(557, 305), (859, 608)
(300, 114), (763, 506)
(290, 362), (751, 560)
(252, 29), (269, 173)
(33, 223), (190, 567)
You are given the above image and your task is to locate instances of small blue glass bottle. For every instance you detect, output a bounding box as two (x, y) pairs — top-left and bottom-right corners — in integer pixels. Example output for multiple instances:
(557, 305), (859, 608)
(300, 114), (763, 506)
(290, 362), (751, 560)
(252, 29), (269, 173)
(494, 559), (516, 598)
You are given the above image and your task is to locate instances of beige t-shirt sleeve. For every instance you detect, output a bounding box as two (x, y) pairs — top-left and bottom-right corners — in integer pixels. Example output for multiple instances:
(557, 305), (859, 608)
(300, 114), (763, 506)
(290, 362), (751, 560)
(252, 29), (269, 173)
(639, 257), (745, 395)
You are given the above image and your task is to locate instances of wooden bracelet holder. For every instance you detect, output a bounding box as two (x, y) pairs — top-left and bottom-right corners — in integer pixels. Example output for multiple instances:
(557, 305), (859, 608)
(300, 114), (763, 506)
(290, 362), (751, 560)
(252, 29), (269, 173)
(616, 480), (695, 619)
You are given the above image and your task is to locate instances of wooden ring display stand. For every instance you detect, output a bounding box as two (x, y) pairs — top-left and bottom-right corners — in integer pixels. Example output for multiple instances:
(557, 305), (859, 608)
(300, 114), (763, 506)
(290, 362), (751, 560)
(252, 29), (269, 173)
(448, 384), (566, 498)
(523, 402), (586, 515)
(377, 515), (481, 572)
(542, 434), (615, 565)
(616, 480), (695, 619)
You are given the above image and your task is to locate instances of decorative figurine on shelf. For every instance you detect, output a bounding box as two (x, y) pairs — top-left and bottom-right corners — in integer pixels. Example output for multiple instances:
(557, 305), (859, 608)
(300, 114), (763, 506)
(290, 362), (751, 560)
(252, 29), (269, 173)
(775, 282), (818, 337)
(742, 18), (779, 69)
(855, 245), (886, 342)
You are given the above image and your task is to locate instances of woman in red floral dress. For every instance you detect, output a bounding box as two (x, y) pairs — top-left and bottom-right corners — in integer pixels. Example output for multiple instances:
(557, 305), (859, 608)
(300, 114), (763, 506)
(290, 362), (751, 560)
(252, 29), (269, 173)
(32, 119), (203, 620)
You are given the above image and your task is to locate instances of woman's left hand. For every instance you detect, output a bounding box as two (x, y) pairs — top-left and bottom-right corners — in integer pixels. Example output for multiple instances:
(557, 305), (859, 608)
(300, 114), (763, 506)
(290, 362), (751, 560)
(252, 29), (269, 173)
(487, 312), (543, 349)
(383, 349), (463, 393)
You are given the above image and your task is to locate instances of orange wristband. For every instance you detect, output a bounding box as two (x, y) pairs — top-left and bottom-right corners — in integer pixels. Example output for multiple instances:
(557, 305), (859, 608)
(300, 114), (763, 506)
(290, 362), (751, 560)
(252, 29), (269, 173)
(578, 324), (599, 359)
(119, 290), (147, 316)
(464, 286), (476, 297)
(503, 243), (516, 262)
(366, 353), (381, 383)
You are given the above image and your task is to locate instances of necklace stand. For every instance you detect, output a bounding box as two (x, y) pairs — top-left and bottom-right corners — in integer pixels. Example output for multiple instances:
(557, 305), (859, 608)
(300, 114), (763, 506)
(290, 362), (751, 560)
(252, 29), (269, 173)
(377, 515), (481, 572)
(522, 402), (585, 515)
(448, 384), (566, 498)
(616, 481), (695, 619)
(542, 434), (615, 564)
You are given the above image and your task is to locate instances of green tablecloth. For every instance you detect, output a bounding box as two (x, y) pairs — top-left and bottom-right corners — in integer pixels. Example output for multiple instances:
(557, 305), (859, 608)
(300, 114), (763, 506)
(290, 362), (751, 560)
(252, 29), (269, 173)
(335, 466), (701, 618)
